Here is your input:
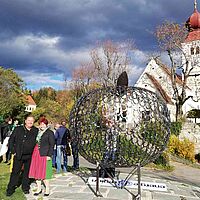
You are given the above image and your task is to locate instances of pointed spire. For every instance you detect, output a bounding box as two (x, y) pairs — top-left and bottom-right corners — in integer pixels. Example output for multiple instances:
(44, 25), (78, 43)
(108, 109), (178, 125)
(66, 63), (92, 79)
(194, 0), (197, 10)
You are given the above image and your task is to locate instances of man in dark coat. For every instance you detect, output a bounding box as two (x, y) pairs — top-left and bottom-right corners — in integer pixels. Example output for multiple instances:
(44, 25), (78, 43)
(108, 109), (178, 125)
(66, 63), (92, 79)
(6, 115), (38, 196)
(54, 120), (71, 173)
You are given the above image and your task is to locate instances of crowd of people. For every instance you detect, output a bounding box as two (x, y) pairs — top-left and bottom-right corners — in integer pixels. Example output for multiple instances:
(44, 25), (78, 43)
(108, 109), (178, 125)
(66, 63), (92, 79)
(0, 115), (79, 197)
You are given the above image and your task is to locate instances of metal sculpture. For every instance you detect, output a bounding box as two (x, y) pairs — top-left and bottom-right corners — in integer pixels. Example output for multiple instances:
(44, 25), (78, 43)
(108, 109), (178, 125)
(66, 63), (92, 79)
(69, 86), (170, 168)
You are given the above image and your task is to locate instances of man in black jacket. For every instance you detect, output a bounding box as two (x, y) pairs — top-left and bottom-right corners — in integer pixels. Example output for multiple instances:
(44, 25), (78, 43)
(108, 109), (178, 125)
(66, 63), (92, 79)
(6, 115), (38, 196)
(54, 120), (71, 173)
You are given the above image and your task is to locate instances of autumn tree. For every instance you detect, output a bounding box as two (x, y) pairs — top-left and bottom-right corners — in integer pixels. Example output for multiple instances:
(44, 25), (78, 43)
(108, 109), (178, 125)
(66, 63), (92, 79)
(56, 90), (75, 123)
(70, 62), (99, 100)
(155, 21), (193, 121)
(32, 87), (71, 123)
(0, 67), (26, 118)
(90, 40), (134, 87)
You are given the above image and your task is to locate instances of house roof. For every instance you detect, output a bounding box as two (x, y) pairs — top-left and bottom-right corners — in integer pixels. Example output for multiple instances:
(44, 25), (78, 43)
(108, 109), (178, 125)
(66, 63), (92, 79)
(26, 95), (36, 106)
(154, 58), (191, 90)
(154, 58), (183, 85)
(145, 73), (174, 105)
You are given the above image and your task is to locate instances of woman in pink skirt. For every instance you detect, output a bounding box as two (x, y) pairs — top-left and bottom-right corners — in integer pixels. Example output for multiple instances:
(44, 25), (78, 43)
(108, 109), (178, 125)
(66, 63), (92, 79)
(29, 117), (55, 196)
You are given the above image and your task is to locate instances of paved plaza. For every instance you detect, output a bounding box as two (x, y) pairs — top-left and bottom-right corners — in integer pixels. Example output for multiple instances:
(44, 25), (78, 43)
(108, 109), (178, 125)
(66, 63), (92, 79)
(24, 157), (200, 200)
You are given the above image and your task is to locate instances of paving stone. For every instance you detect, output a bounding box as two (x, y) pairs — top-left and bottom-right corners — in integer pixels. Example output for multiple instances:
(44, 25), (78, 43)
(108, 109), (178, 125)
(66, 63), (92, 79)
(53, 186), (83, 193)
(92, 198), (119, 200)
(28, 175), (200, 200)
(50, 192), (95, 200)
(83, 186), (108, 194)
(24, 194), (36, 200)
(192, 189), (200, 198)
(106, 188), (132, 200)
(51, 180), (72, 186)
(152, 193), (182, 200)
(173, 189), (197, 197)
(140, 190), (152, 200)
(27, 158), (200, 200)
(48, 198), (73, 200)
(166, 182), (181, 192)
(63, 181), (86, 187)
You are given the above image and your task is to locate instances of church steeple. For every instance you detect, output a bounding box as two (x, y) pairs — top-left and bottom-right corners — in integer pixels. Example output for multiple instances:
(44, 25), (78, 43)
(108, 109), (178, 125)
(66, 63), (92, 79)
(182, 0), (200, 103)
(186, 0), (200, 31)
(194, 0), (197, 11)
(185, 0), (200, 42)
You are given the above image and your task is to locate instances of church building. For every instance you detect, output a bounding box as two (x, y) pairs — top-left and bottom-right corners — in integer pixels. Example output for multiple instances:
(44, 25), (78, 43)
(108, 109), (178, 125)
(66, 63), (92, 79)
(135, 0), (200, 122)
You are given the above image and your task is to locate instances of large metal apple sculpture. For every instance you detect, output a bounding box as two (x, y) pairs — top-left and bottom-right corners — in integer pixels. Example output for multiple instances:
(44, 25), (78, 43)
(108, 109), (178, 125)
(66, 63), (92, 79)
(69, 72), (170, 168)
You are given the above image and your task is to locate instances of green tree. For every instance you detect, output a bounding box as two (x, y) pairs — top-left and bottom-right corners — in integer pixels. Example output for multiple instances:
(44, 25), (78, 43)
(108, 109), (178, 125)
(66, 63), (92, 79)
(31, 107), (46, 122)
(0, 67), (25, 118)
(32, 99), (63, 123)
(33, 87), (57, 105)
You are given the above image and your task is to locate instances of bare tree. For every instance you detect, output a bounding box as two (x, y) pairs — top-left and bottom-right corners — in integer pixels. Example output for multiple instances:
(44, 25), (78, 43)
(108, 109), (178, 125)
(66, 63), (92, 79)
(90, 40), (135, 87)
(155, 21), (195, 121)
(69, 40), (135, 100)
(70, 62), (97, 100)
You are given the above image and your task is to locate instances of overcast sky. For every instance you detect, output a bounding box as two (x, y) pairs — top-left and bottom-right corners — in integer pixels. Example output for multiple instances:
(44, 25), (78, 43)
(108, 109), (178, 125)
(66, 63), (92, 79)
(0, 0), (196, 90)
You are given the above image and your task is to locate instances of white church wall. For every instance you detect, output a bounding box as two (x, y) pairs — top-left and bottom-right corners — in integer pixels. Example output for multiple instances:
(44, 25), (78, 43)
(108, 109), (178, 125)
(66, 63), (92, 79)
(167, 104), (176, 122)
(182, 38), (200, 111)
(135, 59), (174, 98)
(135, 58), (176, 121)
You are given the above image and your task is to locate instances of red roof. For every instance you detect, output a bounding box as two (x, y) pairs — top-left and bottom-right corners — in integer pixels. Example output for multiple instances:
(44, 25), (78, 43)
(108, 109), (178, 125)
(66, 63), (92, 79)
(185, 4), (200, 42)
(154, 59), (191, 91)
(185, 29), (200, 42)
(145, 73), (174, 105)
(154, 59), (183, 85)
(26, 95), (36, 105)
(187, 8), (200, 29)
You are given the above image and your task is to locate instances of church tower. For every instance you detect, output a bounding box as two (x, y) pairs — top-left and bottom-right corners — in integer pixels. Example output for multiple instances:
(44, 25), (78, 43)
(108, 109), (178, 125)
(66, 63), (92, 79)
(182, 0), (200, 101)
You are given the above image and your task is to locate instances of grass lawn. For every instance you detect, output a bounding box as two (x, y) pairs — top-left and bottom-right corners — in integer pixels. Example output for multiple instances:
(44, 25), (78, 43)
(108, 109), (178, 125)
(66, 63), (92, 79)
(0, 163), (26, 200)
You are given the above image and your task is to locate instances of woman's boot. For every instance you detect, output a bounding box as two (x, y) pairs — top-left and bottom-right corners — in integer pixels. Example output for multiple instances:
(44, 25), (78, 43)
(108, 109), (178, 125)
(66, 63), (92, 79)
(43, 179), (50, 196)
(34, 180), (42, 196)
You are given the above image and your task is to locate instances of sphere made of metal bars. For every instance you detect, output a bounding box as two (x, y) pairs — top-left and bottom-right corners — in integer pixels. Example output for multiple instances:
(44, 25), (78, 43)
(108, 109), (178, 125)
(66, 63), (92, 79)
(69, 86), (171, 168)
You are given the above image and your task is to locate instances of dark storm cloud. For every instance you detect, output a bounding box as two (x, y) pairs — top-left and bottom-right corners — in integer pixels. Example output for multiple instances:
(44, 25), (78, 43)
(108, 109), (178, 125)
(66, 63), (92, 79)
(0, 0), (196, 88)
(0, 0), (194, 47)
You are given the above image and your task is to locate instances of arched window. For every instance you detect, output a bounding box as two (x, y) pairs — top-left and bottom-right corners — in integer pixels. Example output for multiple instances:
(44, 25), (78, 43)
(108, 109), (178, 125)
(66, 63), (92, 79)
(196, 46), (200, 54)
(191, 47), (195, 55)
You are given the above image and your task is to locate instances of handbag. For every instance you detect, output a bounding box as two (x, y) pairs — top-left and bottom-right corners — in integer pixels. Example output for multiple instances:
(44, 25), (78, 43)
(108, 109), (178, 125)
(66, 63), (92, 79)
(0, 137), (9, 156)
(65, 143), (72, 156)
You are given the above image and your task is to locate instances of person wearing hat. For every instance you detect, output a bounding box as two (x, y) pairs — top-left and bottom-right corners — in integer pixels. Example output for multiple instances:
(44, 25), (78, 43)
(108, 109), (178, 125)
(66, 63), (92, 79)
(28, 117), (55, 196)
